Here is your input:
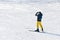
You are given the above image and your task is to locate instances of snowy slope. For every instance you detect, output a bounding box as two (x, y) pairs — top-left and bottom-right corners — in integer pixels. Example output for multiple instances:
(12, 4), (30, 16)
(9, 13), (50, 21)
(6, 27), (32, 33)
(0, 0), (60, 4)
(0, 2), (60, 40)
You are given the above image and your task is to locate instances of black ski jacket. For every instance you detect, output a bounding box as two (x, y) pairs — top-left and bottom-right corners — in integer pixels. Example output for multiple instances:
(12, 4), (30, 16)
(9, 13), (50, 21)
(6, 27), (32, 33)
(35, 12), (43, 21)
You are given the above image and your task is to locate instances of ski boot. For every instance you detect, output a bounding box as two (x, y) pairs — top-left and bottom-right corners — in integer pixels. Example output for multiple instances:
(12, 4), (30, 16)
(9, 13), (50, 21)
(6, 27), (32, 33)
(35, 28), (39, 32)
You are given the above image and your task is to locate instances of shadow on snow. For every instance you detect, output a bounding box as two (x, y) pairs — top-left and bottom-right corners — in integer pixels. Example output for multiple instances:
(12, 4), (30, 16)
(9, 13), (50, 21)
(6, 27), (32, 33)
(43, 32), (60, 36)
(28, 30), (60, 36)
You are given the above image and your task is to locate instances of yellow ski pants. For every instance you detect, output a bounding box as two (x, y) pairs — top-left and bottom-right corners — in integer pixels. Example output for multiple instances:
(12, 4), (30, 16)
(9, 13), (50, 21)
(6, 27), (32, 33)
(36, 21), (43, 30)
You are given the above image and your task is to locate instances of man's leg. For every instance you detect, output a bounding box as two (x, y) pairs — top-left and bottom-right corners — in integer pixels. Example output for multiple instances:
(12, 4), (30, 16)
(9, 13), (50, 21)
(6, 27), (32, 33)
(39, 22), (44, 32)
(35, 21), (39, 32)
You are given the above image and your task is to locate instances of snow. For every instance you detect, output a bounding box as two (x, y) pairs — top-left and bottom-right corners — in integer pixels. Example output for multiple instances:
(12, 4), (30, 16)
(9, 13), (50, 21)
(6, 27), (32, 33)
(0, 2), (60, 40)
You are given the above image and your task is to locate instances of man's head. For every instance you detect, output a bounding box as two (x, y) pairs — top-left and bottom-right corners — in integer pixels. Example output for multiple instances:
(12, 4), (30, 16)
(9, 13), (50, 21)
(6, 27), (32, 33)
(38, 11), (41, 13)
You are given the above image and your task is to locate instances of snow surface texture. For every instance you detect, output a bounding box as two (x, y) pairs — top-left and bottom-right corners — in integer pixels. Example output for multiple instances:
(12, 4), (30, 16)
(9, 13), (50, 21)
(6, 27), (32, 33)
(0, 2), (60, 40)
(0, 0), (60, 4)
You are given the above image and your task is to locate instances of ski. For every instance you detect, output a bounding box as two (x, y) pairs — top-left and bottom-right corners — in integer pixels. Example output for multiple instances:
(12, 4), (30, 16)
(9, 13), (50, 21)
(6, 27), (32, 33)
(29, 30), (45, 33)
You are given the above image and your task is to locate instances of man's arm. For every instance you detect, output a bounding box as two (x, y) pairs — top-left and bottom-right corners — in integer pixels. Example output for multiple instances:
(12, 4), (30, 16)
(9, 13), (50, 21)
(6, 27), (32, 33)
(35, 12), (39, 16)
(35, 13), (37, 16)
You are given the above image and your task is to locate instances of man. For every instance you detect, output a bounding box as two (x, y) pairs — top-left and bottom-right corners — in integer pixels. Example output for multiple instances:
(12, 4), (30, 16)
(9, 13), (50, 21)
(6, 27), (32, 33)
(35, 11), (44, 32)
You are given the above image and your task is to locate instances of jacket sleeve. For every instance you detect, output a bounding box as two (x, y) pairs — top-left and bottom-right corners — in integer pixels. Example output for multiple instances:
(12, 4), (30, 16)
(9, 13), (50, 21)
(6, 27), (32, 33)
(35, 12), (38, 16)
(41, 13), (43, 16)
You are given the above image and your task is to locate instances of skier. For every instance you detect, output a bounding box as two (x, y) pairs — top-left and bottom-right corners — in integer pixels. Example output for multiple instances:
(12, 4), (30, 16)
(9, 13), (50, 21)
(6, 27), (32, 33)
(35, 11), (44, 32)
